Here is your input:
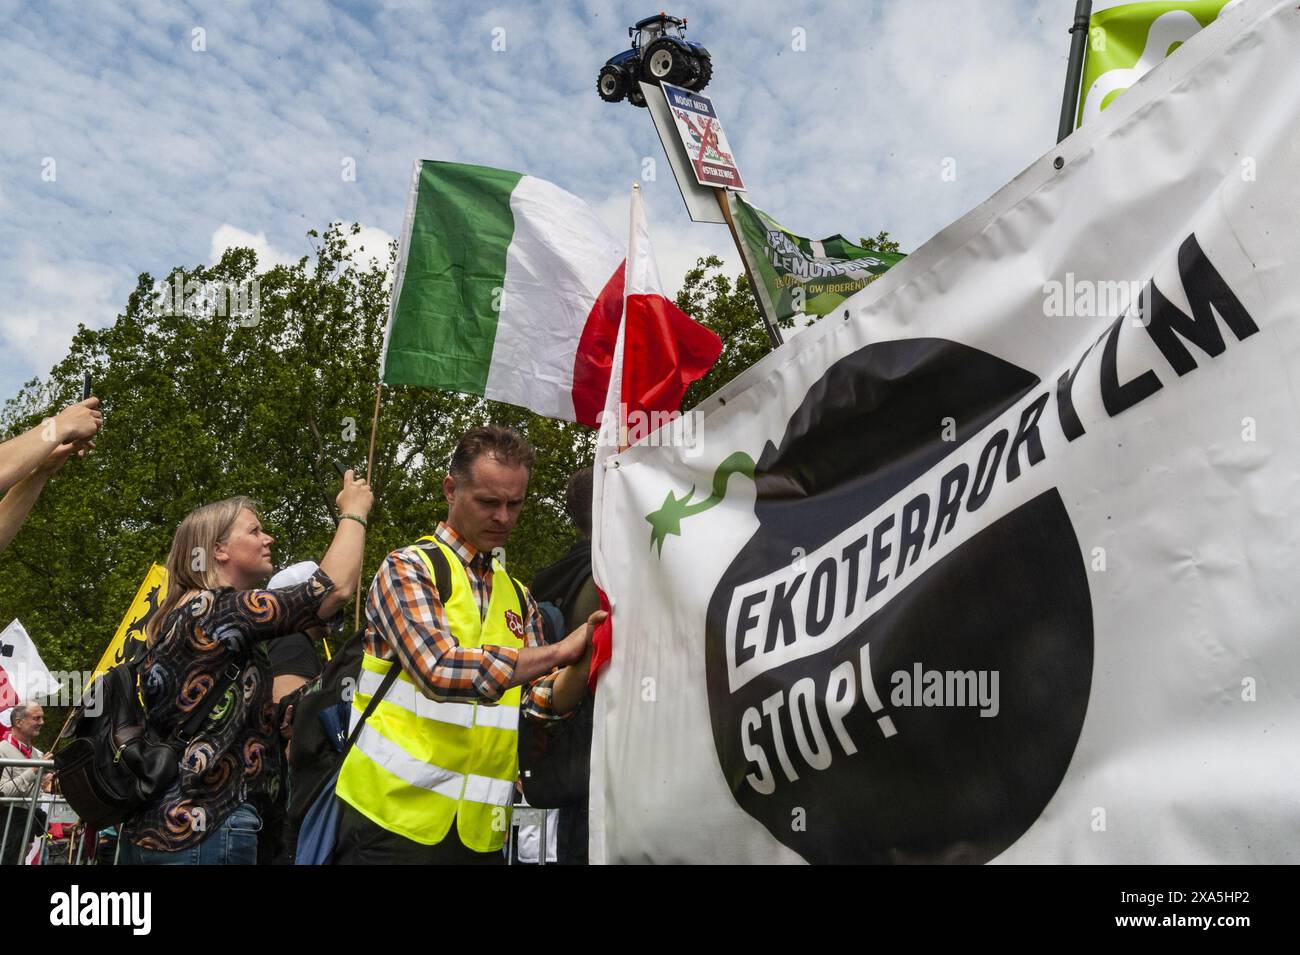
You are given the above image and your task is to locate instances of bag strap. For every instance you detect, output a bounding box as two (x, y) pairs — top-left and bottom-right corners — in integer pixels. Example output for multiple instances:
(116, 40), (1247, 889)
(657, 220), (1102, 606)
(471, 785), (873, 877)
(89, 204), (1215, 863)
(413, 536), (454, 602)
(414, 535), (528, 633)
(285, 649), (402, 834)
(342, 661), (402, 755)
(508, 577), (527, 619)
(176, 659), (243, 744)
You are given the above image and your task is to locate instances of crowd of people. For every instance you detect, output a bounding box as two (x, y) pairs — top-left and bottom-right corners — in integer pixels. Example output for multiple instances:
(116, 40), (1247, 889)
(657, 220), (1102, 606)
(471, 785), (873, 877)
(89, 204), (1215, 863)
(0, 397), (605, 865)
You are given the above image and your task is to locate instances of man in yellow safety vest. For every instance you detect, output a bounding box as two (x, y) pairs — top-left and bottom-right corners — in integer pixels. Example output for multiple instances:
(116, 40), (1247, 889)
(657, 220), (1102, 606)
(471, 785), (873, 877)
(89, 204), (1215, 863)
(334, 425), (604, 864)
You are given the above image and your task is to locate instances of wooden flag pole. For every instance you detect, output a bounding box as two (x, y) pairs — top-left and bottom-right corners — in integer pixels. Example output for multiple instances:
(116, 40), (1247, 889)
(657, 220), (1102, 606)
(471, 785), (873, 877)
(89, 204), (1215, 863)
(714, 187), (783, 349)
(353, 380), (384, 631)
(364, 381), (383, 494)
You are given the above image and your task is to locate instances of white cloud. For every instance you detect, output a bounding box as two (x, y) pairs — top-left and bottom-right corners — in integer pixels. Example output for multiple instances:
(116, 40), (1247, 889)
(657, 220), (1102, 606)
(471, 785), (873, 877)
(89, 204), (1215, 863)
(209, 224), (299, 270)
(0, 0), (1081, 401)
(587, 187), (742, 300)
(0, 245), (124, 374)
(341, 223), (396, 273)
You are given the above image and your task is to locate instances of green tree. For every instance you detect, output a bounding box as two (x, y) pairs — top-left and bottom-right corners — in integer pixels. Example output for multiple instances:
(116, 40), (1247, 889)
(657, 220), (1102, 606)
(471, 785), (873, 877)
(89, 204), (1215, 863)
(678, 256), (781, 410)
(0, 226), (771, 749)
(859, 230), (902, 254)
(0, 224), (596, 746)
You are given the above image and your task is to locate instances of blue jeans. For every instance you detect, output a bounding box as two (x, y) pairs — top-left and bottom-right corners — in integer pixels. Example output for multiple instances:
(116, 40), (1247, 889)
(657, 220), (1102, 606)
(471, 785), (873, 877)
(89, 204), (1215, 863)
(119, 803), (262, 866)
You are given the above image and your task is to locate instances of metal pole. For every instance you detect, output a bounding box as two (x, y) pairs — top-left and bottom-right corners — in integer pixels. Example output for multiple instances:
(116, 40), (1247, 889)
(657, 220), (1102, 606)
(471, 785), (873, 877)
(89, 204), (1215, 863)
(538, 810), (547, 866)
(352, 381), (384, 632)
(1, 803), (13, 861)
(1057, 0), (1094, 143)
(715, 189), (783, 348)
(17, 764), (50, 863)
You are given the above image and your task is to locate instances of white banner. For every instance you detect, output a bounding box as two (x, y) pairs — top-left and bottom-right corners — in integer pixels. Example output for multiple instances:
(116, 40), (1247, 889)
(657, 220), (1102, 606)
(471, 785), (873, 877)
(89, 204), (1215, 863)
(590, 0), (1300, 864)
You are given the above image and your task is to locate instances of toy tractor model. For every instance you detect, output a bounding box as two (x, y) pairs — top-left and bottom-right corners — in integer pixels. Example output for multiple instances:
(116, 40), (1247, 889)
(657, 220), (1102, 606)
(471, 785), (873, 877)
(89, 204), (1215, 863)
(597, 13), (712, 108)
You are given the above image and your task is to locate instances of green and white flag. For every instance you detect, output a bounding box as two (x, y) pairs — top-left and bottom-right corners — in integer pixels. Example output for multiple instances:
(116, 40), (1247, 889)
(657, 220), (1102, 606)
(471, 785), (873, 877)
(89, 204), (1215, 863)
(730, 195), (904, 329)
(1077, 0), (1241, 127)
(380, 161), (627, 425)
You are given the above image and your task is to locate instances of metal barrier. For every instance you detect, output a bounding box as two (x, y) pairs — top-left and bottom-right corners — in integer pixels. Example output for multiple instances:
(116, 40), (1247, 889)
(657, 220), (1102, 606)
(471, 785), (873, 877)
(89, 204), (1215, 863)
(506, 803), (554, 865)
(4, 757), (556, 865)
(0, 756), (95, 866)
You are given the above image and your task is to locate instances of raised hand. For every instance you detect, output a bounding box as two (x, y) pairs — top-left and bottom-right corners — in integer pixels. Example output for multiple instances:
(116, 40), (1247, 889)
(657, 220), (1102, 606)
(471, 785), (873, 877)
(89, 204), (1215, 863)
(54, 397), (103, 443)
(335, 469), (374, 518)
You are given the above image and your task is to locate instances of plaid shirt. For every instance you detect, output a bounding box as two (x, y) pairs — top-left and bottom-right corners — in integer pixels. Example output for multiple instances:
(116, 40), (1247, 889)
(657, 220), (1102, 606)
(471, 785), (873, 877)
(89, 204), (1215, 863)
(363, 522), (560, 719)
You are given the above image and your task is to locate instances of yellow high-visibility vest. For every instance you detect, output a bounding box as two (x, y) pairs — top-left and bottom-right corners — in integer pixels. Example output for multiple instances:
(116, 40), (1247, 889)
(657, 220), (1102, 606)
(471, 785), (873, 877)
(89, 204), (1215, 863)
(335, 535), (527, 851)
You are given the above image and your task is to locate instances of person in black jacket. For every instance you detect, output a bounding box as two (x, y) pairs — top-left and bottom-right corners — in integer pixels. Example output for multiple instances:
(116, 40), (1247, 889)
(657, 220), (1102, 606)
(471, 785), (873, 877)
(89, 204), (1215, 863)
(260, 560), (334, 864)
(527, 466), (600, 864)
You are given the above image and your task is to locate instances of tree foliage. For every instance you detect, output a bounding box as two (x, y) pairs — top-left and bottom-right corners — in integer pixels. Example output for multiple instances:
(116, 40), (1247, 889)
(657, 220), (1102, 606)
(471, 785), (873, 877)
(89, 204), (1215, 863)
(678, 256), (783, 411)
(859, 230), (902, 254)
(0, 227), (772, 747)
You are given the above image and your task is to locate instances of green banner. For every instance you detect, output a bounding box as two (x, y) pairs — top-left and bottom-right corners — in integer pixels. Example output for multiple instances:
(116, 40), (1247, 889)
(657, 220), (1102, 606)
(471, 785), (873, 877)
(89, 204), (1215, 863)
(731, 196), (904, 328)
(1076, 1), (1236, 127)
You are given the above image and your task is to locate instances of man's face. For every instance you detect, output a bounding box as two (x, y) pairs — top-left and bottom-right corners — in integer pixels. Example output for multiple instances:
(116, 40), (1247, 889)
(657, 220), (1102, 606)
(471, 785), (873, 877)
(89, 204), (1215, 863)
(13, 704), (44, 743)
(444, 455), (530, 555)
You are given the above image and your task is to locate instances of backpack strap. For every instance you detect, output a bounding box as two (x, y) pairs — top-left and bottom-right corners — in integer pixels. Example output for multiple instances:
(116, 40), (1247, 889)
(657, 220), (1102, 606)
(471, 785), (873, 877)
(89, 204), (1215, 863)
(413, 535), (529, 635)
(508, 577), (528, 619)
(412, 536), (454, 603)
(343, 661), (403, 755)
(176, 659), (244, 744)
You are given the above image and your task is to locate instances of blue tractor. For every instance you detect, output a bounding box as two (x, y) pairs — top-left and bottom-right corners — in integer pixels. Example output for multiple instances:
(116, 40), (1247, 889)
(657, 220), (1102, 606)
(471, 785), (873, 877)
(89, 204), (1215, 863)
(597, 13), (712, 108)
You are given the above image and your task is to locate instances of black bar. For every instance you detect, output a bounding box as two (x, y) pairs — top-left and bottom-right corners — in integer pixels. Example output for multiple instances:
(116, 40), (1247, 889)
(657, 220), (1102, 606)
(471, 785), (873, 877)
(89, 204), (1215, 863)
(1057, 0), (1094, 143)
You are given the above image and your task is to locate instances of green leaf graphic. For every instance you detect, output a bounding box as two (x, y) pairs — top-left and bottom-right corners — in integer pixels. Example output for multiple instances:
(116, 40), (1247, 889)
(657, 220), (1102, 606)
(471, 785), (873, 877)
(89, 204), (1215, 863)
(645, 451), (756, 555)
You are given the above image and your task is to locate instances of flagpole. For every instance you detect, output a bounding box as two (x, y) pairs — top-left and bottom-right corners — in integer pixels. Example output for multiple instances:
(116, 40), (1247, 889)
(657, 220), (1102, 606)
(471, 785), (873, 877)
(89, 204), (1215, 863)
(1057, 0), (1093, 142)
(56, 564), (166, 742)
(352, 163), (422, 635)
(714, 188), (784, 349)
(353, 380), (383, 631)
(620, 184), (639, 453)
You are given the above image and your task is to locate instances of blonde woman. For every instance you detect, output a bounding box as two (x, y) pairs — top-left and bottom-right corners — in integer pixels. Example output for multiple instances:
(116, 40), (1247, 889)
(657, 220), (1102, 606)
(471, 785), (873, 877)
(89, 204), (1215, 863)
(118, 473), (372, 865)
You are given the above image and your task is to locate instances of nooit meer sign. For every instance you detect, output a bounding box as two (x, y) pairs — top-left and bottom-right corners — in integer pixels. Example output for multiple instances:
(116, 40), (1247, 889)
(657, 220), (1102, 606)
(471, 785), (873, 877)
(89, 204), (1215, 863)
(661, 82), (746, 191)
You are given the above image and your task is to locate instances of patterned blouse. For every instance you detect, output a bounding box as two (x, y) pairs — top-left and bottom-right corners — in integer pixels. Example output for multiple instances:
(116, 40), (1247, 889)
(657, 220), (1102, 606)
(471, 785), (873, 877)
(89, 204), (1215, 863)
(122, 568), (334, 851)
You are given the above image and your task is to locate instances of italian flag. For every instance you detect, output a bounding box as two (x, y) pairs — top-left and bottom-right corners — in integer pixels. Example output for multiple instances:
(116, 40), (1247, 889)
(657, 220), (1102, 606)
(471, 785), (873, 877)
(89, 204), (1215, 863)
(380, 161), (720, 426)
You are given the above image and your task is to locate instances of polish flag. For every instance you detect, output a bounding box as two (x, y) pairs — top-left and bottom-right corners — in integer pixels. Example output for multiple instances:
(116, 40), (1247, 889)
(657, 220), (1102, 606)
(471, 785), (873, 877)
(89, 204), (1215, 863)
(0, 619), (62, 720)
(589, 187), (722, 688)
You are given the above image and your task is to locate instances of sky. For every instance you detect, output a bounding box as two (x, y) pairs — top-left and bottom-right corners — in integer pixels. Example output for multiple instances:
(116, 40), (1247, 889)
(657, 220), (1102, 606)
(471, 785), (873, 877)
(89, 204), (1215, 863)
(0, 0), (1073, 404)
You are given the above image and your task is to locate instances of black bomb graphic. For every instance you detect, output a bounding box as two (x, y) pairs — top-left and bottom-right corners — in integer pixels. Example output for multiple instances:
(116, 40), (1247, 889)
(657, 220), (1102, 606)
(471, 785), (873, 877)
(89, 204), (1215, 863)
(703, 338), (1094, 864)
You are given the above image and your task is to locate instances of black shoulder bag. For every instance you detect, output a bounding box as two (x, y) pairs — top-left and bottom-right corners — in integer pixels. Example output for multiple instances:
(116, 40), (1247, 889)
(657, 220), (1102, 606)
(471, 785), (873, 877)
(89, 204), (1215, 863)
(55, 656), (243, 831)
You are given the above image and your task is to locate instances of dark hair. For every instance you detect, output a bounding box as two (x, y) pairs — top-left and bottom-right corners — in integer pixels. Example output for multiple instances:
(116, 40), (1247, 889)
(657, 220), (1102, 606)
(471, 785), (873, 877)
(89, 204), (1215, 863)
(449, 425), (536, 484)
(566, 466), (594, 537)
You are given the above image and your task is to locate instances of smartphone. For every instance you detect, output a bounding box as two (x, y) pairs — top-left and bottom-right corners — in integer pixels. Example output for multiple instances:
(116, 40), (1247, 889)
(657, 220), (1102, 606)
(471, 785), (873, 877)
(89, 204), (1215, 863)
(333, 460), (349, 479)
(81, 372), (92, 401)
